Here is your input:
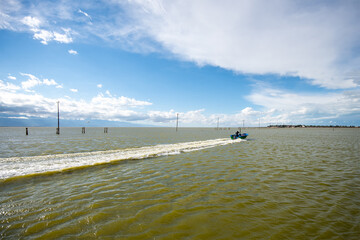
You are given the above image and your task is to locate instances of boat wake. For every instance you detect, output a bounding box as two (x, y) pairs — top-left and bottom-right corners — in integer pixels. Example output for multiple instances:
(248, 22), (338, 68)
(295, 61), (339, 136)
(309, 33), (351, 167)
(0, 138), (244, 180)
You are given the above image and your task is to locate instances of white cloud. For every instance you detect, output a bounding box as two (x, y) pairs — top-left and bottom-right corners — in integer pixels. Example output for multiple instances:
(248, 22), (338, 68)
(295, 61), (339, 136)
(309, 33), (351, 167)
(68, 49), (78, 55)
(0, 73), (158, 124)
(178, 109), (209, 125)
(7, 75), (16, 80)
(8, 116), (29, 119)
(20, 73), (62, 89)
(121, 0), (360, 89)
(0, 80), (20, 92)
(19, 14), (74, 45)
(43, 79), (58, 86)
(20, 73), (42, 89)
(0, 90), (55, 117)
(97, 84), (102, 88)
(53, 28), (72, 43)
(0, 87), (155, 122)
(78, 9), (92, 20)
(32, 29), (53, 45)
(91, 93), (151, 108)
(70, 88), (78, 93)
(21, 16), (41, 29)
(147, 86), (360, 126)
(32, 28), (73, 45)
(148, 109), (177, 123)
(246, 85), (360, 125)
(147, 108), (261, 126)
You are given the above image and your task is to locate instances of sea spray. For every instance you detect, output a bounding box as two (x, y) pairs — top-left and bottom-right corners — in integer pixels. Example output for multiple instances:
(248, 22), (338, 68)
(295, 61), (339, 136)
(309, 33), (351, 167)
(0, 138), (244, 180)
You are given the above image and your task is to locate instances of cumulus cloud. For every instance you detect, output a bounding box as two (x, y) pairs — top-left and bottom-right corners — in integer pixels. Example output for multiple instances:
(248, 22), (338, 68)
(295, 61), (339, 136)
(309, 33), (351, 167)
(0, 86), (155, 122)
(19, 15), (73, 45)
(21, 16), (41, 29)
(0, 80), (21, 92)
(147, 108), (261, 126)
(246, 84), (360, 125)
(20, 73), (62, 90)
(97, 84), (102, 88)
(0, 76), (215, 125)
(0, 73), (182, 125)
(33, 28), (72, 45)
(43, 79), (58, 86)
(20, 73), (43, 89)
(53, 28), (72, 43)
(68, 49), (78, 55)
(70, 88), (78, 93)
(145, 88), (360, 126)
(91, 93), (151, 108)
(7, 75), (16, 80)
(148, 109), (177, 123)
(32, 29), (54, 45)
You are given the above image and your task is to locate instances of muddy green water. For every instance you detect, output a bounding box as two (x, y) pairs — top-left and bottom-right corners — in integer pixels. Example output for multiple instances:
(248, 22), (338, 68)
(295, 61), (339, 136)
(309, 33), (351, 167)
(1, 127), (359, 239)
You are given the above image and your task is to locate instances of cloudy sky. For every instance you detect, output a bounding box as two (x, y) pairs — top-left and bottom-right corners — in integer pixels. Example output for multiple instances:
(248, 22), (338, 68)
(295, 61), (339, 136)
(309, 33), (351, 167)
(1, 0), (359, 127)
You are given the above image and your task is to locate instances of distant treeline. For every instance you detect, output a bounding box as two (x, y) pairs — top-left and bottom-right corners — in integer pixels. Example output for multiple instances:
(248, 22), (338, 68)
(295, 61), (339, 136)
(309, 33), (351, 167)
(267, 125), (359, 128)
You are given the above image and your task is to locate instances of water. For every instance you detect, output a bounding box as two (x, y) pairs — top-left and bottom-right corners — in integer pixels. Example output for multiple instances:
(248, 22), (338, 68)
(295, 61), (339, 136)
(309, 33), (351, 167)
(1, 127), (359, 239)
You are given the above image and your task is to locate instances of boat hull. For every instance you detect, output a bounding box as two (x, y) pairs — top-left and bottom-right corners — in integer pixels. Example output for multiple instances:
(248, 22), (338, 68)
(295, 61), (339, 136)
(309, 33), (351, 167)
(230, 133), (248, 139)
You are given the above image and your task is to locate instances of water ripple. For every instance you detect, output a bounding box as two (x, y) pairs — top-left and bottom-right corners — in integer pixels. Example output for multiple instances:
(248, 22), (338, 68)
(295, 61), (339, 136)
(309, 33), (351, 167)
(1, 128), (359, 239)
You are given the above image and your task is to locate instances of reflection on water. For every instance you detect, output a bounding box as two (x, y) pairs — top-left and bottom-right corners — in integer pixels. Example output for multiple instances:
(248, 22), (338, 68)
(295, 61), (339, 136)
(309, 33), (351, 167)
(1, 127), (359, 239)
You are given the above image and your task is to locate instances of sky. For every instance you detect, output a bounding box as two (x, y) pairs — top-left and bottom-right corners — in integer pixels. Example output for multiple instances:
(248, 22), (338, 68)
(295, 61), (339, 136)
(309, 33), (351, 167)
(0, 0), (360, 127)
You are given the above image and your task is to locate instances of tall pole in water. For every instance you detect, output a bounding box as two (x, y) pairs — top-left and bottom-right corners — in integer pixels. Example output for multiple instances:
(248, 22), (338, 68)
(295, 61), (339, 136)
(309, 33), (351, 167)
(243, 120), (245, 128)
(56, 101), (60, 135)
(176, 113), (179, 132)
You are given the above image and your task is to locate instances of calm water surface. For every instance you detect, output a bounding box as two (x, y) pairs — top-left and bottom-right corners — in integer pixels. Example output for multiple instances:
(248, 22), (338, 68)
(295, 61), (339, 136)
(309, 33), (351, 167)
(0, 127), (359, 239)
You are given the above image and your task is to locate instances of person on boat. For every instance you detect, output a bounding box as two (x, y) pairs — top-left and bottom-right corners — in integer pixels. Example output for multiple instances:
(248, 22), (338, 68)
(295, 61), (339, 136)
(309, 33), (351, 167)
(235, 131), (240, 137)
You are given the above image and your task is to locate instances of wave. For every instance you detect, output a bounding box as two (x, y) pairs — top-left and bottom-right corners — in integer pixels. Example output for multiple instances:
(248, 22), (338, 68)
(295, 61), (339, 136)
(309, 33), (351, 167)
(0, 138), (244, 180)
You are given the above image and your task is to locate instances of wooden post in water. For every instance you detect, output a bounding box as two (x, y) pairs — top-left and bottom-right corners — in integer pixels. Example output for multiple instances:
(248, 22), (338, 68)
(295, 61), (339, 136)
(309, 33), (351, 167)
(176, 113), (179, 132)
(82, 127), (86, 134)
(104, 127), (108, 133)
(26, 127), (28, 135)
(56, 101), (60, 135)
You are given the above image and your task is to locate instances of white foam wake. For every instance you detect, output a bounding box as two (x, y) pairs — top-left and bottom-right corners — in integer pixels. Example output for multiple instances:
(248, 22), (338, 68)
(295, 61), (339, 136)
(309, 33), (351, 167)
(0, 138), (244, 180)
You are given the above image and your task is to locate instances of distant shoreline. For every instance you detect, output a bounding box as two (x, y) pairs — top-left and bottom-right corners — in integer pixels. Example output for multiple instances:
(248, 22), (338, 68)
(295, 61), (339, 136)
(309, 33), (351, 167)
(267, 125), (360, 128)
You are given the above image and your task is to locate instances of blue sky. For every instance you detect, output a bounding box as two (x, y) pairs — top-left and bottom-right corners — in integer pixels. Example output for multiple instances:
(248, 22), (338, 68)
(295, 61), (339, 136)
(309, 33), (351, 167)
(1, 0), (360, 127)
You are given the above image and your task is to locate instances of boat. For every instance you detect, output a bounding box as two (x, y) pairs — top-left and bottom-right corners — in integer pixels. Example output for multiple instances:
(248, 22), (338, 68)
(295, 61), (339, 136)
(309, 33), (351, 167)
(230, 133), (248, 139)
